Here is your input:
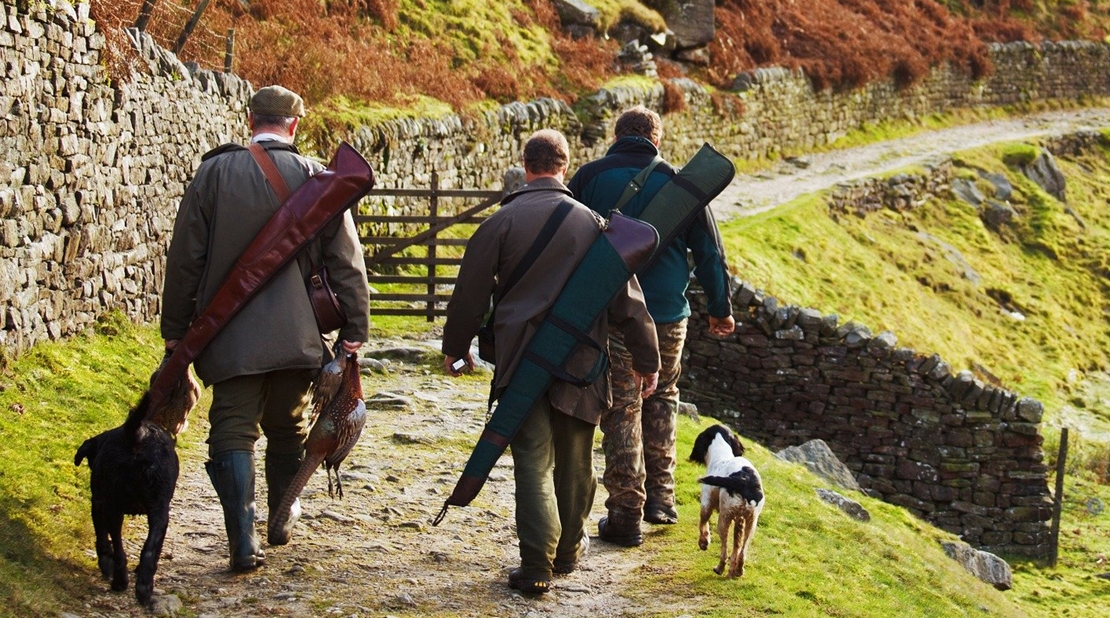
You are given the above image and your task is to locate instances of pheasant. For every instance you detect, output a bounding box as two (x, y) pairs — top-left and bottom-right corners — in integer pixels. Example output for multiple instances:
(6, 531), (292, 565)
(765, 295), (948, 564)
(268, 350), (367, 540)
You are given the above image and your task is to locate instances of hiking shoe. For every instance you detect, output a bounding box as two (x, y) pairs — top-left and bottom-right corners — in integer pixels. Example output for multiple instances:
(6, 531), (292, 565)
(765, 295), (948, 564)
(553, 532), (589, 575)
(643, 503), (678, 525)
(598, 516), (643, 547)
(508, 567), (551, 594)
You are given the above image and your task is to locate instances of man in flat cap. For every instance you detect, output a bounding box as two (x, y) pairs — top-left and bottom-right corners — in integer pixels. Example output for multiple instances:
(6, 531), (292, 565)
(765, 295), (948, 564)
(161, 85), (369, 571)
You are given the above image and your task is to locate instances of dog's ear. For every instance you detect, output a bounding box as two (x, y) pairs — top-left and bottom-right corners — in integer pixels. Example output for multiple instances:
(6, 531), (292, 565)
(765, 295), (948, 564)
(689, 430), (710, 464)
(728, 432), (745, 457)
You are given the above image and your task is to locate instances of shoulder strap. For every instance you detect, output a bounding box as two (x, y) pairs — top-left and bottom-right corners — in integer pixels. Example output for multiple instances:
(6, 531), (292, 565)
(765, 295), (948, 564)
(248, 143), (292, 203)
(613, 155), (664, 213)
(497, 199), (574, 304)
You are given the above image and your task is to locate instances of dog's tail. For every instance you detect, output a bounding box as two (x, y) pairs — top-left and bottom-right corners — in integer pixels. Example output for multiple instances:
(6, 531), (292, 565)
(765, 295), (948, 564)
(74, 436), (99, 467)
(699, 468), (764, 506)
(122, 391), (154, 446)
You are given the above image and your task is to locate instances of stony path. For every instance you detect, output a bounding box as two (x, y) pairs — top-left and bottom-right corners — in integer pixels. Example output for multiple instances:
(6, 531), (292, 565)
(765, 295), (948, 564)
(68, 341), (659, 618)
(713, 107), (1110, 220)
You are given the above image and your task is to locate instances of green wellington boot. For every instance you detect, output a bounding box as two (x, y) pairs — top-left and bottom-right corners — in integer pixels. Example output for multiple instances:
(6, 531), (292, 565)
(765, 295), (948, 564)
(265, 452), (303, 546)
(206, 450), (265, 571)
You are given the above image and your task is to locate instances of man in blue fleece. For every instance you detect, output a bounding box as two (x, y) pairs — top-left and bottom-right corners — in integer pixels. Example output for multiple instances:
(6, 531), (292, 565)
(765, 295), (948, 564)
(568, 106), (735, 546)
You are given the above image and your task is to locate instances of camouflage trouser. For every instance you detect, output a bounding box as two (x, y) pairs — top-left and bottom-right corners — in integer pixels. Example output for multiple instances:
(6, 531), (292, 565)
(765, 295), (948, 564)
(601, 319), (687, 520)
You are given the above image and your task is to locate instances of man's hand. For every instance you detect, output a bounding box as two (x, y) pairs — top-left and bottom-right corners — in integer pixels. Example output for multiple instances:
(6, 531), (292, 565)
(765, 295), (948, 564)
(444, 353), (474, 377)
(635, 371), (659, 399)
(340, 340), (363, 354)
(708, 315), (735, 337)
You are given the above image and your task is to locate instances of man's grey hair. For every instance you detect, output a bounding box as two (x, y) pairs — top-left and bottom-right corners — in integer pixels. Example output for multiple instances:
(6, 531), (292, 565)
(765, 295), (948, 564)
(251, 113), (297, 133)
(614, 105), (662, 143)
(522, 129), (570, 175)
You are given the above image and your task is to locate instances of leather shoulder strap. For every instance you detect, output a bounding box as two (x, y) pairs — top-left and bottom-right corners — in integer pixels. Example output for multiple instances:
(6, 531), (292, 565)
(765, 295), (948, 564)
(614, 155), (664, 213)
(248, 143), (292, 203)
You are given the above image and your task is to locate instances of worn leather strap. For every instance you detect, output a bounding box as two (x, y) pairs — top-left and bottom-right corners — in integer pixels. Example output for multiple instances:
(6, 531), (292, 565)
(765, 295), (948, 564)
(248, 143), (292, 202)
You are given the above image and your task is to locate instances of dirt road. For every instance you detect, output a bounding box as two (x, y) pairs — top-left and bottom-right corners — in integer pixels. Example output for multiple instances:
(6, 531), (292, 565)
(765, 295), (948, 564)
(714, 107), (1110, 220)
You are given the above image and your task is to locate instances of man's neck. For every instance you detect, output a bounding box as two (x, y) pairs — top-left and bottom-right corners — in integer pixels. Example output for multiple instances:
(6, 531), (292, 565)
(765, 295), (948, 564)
(524, 172), (564, 183)
(251, 132), (292, 144)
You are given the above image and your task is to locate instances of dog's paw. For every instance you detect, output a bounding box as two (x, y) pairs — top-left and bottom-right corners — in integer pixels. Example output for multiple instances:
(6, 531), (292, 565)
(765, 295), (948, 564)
(713, 564), (725, 575)
(135, 582), (152, 606)
(698, 538), (709, 551)
(97, 556), (114, 579)
(110, 575), (129, 592)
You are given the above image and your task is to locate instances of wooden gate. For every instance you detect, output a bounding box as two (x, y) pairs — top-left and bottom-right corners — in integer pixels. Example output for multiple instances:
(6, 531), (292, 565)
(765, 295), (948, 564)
(359, 172), (503, 320)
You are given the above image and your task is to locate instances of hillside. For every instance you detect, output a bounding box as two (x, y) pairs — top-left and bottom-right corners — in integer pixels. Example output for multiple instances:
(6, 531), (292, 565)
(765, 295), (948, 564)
(1, 123), (1110, 617)
(89, 1), (1110, 124)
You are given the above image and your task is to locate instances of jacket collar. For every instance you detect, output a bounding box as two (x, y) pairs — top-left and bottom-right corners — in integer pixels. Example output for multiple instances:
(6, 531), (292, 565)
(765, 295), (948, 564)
(606, 135), (659, 157)
(501, 175), (573, 205)
(202, 140), (300, 161)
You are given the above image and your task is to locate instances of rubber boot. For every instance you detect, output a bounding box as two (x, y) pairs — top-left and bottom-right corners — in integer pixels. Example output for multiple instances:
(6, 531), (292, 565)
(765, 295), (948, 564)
(265, 452), (303, 546)
(206, 451), (265, 571)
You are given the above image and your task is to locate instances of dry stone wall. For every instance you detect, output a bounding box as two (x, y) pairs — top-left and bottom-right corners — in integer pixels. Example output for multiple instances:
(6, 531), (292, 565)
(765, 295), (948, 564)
(684, 282), (1053, 558)
(0, 1), (249, 353)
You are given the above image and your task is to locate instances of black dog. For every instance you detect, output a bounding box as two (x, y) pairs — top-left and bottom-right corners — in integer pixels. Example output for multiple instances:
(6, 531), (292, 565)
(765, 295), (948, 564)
(74, 393), (179, 605)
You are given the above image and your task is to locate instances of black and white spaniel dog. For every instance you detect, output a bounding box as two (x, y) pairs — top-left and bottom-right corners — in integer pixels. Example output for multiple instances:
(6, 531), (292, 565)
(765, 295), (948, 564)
(689, 424), (765, 578)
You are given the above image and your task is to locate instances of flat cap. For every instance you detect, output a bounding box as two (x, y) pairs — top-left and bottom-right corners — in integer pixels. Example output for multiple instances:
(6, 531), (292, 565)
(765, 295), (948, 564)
(249, 85), (305, 118)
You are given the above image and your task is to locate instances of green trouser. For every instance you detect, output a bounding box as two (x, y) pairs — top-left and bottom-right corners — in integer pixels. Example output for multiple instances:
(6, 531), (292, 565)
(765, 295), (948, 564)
(509, 397), (597, 580)
(207, 368), (315, 458)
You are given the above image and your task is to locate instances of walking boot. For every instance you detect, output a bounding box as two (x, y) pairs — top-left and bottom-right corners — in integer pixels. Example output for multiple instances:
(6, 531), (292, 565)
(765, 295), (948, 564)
(598, 513), (643, 547)
(206, 451), (265, 571)
(265, 452), (303, 546)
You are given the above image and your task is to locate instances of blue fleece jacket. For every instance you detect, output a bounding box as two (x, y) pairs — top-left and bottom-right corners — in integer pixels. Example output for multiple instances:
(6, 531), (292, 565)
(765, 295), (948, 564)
(567, 136), (733, 323)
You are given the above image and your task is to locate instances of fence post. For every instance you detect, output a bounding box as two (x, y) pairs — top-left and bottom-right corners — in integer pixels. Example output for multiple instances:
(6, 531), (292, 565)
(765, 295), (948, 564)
(1049, 427), (1068, 567)
(134, 0), (158, 32)
(427, 171), (439, 322)
(173, 0), (213, 55)
(224, 28), (234, 73)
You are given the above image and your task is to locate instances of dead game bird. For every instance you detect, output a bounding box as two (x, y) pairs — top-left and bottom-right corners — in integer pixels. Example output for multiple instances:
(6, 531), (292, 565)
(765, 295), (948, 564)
(268, 350), (366, 542)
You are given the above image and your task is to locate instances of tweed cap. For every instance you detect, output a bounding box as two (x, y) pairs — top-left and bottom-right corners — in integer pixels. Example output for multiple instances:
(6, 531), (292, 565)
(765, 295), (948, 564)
(249, 85), (305, 118)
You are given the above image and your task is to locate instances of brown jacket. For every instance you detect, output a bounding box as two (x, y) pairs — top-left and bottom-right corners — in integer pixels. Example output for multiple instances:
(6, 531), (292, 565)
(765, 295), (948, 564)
(442, 177), (659, 425)
(161, 141), (370, 385)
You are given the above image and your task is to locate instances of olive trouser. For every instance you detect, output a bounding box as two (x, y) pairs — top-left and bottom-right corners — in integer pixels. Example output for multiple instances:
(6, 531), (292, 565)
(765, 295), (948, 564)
(207, 368), (316, 458)
(601, 319), (687, 520)
(510, 396), (597, 580)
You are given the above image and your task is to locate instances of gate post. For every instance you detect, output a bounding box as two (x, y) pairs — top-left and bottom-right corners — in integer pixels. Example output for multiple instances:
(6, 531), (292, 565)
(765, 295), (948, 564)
(427, 171), (439, 322)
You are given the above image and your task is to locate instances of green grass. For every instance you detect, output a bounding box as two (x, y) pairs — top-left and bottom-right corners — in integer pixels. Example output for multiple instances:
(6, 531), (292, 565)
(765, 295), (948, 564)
(0, 313), (172, 617)
(635, 416), (1026, 618)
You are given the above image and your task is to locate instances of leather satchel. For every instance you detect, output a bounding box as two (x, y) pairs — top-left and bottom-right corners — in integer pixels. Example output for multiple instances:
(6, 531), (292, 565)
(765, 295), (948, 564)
(306, 264), (347, 333)
(249, 143), (348, 334)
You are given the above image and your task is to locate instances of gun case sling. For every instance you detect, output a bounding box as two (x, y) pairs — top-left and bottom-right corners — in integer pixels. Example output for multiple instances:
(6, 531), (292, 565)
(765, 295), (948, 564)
(434, 143), (736, 523)
(148, 142), (376, 416)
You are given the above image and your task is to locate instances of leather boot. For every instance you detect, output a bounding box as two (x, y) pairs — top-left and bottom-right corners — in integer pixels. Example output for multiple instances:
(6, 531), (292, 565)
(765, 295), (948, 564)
(598, 512), (643, 547)
(265, 452), (303, 546)
(206, 451), (265, 571)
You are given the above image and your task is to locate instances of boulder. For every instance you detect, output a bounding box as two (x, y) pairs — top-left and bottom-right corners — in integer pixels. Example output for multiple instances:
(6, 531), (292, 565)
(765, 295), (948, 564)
(941, 541), (1013, 590)
(663, 0), (715, 49)
(1021, 151), (1067, 202)
(775, 439), (862, 492)
(816, 488), (871, 522)
(553, 0), (600, 32)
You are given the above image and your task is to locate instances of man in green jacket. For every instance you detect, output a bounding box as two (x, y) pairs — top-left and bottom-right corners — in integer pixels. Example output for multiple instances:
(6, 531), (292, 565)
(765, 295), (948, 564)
(568, 106), (735, 546)
(161, 85), (370, 571)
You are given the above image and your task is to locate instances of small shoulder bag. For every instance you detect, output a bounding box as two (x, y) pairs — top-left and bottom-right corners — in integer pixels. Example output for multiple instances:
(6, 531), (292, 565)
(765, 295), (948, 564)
(248, 143), (347, 333)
